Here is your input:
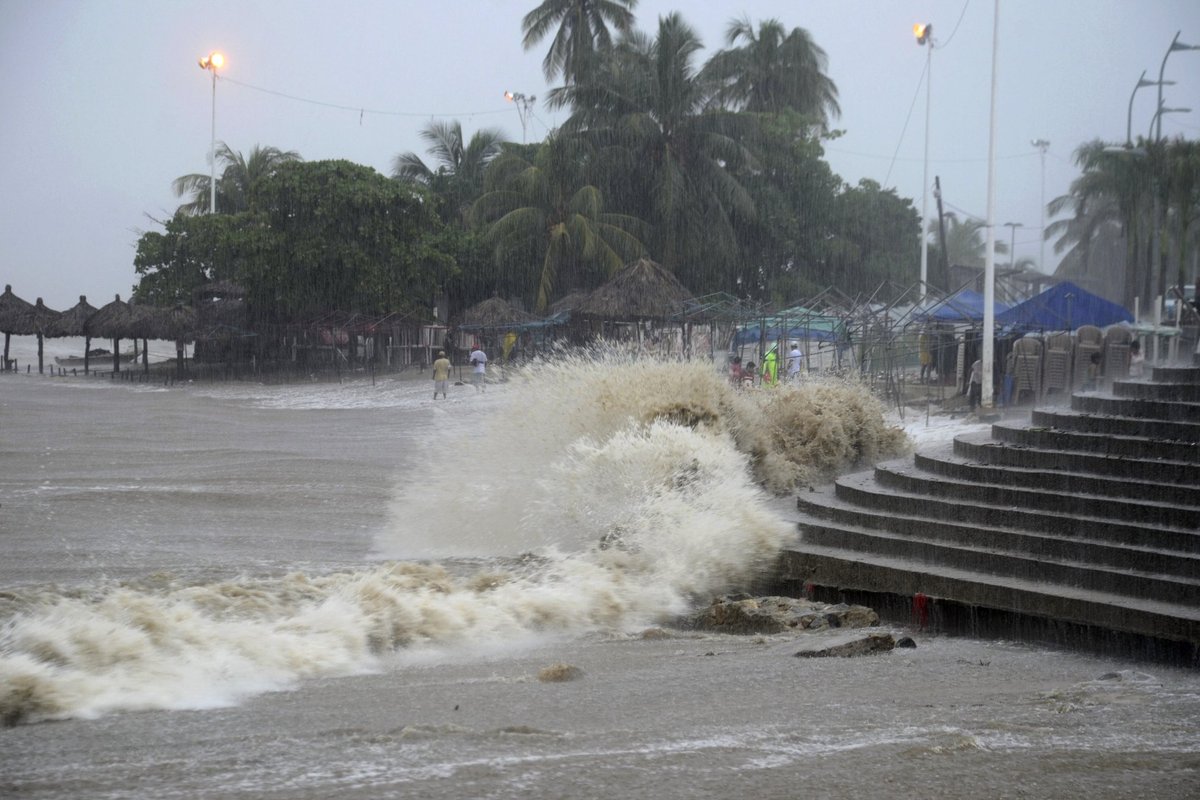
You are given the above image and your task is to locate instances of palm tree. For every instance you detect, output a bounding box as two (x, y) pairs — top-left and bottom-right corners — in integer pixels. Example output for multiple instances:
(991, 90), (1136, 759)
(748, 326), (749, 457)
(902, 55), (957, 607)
(701, 17), (840, 126)
(521, 0), (638, 84)
(551, 13), (756, 292)
(393, 120), (505, 224)
(1045, 140), (1150, 307)
(471, 135), (645, 311)
(173, 143), (302, 215)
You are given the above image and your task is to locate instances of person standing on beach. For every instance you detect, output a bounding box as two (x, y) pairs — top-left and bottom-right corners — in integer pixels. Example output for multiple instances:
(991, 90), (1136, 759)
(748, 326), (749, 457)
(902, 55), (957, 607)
(786, 343), (803, 382)
(469, 345), (488, 392)
(432, 350), (451, 399)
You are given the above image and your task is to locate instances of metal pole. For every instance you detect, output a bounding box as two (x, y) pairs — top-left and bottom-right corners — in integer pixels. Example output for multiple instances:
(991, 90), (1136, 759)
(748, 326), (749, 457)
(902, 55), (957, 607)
(919, 40), (932, 303)
(1156, 32), (1180, 143)
(981, 0), (999, 411)
(210, 69), (217, 214)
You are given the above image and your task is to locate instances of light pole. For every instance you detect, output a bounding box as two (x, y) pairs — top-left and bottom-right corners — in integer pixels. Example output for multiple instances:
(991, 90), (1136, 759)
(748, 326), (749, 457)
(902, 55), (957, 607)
(1127, 71), (1173, 147)
(981, 0), (999, 412)
(1003, 222), (1023, 269)
(504, 90), (536, 143)
(914, 22), (933, 303)
(1156, 31), (1200, 143)
(1149, 103), (1192, 139)
(1031, 139), (1049, 271)
(198, 51), (225, 214)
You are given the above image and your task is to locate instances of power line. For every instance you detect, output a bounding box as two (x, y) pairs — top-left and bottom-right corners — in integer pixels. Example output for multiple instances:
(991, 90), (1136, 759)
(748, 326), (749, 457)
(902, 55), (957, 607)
(882, 58), (928, 187)
(938, 0), (972, 49)
(218, 75), (514, 120)
(829, 146), (1038, 164)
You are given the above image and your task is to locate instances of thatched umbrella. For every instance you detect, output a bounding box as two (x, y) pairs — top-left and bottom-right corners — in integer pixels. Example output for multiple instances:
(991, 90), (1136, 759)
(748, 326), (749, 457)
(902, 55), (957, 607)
(457, 295), (539, 329)
(0, 284), (35, 370)
(549, 291), (588, 318)
(6, 297), (62, 374)
(574, 258), (698, 353)
(135, 304), (197, 376)
(575, 257), (696, 321)
(87, 294), (137, 373)
(46, 295), (99, 373)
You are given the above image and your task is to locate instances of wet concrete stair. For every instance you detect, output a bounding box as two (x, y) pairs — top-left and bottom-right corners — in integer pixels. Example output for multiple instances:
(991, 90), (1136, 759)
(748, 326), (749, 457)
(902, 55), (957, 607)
(780, 359), (1200, 662)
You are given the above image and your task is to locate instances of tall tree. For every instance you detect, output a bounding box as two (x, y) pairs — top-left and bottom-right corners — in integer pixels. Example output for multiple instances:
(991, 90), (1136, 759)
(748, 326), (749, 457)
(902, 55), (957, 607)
(551, 12), (756, 293)
(472, 136), (645, 311)
(172, 143), (302, 216)
(521, 0), (638, 84)
(392, 120), (505, 225)
(702, 17), (840, 127)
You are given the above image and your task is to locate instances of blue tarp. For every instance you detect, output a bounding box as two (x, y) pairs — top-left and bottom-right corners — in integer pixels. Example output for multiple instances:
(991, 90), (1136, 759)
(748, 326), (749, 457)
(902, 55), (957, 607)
(917, 289), (1010, 322)
(996, 281), (1133, 331)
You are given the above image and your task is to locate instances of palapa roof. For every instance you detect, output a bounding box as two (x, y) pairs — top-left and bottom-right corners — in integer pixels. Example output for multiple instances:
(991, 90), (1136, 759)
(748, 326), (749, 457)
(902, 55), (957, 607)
(456, 295), (539, 330)
(87, 294), (138, 340)
(133, 304), (198, 342)
(574, 258), (696, 321)
(3, 297), (61, 336)
(0, 284), (36, 332)
(549, 291), (588, 316)
(46, 295), (99, 337)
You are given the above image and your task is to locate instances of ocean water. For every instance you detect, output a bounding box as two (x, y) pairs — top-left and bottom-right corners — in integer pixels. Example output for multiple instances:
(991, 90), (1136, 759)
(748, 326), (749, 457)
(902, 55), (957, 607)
(1, 338), (1198, 799)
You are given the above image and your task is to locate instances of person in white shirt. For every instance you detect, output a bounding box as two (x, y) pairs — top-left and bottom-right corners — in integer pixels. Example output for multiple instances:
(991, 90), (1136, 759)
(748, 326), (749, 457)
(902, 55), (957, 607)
(469, 346), (488, 392)
(786, 343), (803, 382)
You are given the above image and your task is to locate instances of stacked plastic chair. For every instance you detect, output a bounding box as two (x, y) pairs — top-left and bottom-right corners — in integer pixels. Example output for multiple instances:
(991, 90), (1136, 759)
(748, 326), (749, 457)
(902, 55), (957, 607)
(1103, 327), (1132, 382)
(1012, 336), (1043, 403)
(1041, 332), (1073, 400)
(1073, 325), (1103, 390)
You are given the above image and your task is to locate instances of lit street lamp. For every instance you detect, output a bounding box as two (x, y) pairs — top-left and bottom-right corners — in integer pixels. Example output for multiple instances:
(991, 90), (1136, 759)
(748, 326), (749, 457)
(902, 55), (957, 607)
(198, 51), (225, 214)
(914, 22), (933, 303)
(504, 90), (536, 143)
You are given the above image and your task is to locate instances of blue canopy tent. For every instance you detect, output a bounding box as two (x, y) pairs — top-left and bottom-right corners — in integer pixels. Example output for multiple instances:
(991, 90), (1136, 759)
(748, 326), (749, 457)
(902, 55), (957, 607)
(732, 306), (847, 347)
(917, 289), (1010, 322)
(997, 281), (1132, 332)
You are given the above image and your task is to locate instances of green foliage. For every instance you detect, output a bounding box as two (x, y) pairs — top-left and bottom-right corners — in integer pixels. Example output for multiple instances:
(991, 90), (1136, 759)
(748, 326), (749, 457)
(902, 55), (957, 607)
(137, 160), (454, 322)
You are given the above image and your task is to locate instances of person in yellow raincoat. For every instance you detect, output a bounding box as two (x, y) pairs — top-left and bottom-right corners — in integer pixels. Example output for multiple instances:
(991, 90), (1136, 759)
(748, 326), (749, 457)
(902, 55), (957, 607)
(761, 346), (778, 386)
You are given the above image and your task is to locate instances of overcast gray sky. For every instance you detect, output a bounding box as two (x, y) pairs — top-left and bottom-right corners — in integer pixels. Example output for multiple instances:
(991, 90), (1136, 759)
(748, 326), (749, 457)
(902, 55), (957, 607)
(2, 0), (1198, 310)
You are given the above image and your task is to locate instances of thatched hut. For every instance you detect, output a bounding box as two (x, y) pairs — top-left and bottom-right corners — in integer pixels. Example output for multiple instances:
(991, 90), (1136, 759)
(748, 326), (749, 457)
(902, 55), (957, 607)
(45, 295), (100, 373)
(455, 295), (540, 357)
(87, 294), (138, 373)
(132, 303), (197, 376)
(0, 284), (36, 370)
(5, 297), (62, 374)
(573, 258), (699, 355)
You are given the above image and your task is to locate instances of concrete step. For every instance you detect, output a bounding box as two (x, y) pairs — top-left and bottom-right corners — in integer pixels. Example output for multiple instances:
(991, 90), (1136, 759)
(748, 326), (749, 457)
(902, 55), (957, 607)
(776, 541), (1200, 650)
(913, 443), (1200, 509)
(954, 430), (1199, 485)
(991, 421), (1200, 464)
(1114, 380), (1200, 402)
(833, 469), (1198, 553)
(1072, 392), (1200, 422)
(872, 458), (1200, 530)
(1031, 407), (1200, 443)
(793, 508), (1200, 605)
(796, 482), (1200, 576)
(1152, 365), (1200, 383)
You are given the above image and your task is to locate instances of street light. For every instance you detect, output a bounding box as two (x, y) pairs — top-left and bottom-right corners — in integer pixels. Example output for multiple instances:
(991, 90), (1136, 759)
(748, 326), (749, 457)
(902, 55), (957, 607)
(1003, 222), (1023, 268)
(914, 22), (933, 303)
(504, 90), (536, 143)
(1156, 31), (1200, 142)
(1031, 139), (1049, 271)
(1126, 71), (1173, 147)
(198, 51), (225, 214)
(1149, 103), (1192, 138)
